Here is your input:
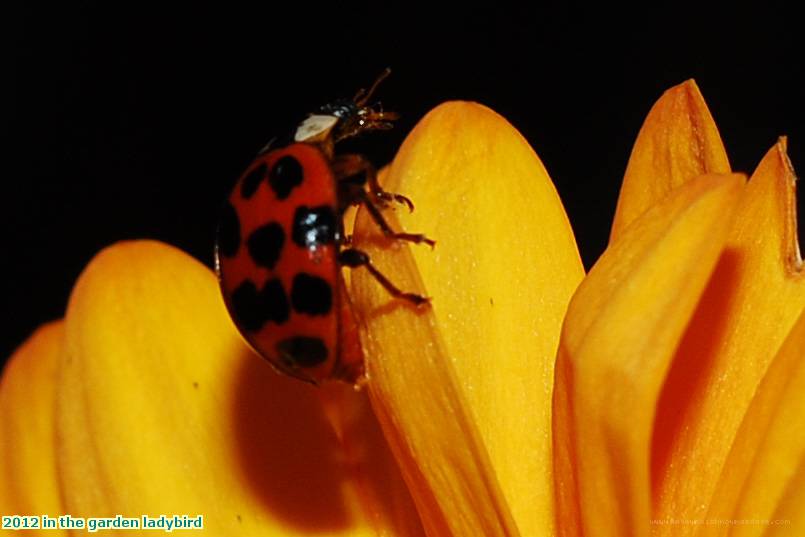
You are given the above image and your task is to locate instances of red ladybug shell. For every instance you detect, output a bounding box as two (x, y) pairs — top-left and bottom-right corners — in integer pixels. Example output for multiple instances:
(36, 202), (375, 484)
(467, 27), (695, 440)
(215, 143), (362, 384)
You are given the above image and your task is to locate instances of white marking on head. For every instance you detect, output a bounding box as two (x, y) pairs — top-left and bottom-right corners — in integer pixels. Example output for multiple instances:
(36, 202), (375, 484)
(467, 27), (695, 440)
(294, 114), (338, 143)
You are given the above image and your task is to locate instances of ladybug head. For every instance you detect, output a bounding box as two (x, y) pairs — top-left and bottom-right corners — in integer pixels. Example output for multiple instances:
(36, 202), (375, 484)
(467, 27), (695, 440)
(293, 69), (399, 145)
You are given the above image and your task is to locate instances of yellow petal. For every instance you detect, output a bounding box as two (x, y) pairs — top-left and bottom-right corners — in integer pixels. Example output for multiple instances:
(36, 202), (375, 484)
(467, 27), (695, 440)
(610, 80), (730, 241)
(351, 101), (584, 536)
(316, 384), (426, 537)
(553, 173), (744, 537)
(651, 140), (805, 534)
(0, 321), (66, 531)
(767, 481), (805, 536)
(57, 240), (421, 536)
(699, 305), (805, 537)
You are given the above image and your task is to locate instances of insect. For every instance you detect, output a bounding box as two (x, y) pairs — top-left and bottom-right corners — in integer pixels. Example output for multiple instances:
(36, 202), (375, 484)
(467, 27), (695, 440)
(215, 69), (433, 385)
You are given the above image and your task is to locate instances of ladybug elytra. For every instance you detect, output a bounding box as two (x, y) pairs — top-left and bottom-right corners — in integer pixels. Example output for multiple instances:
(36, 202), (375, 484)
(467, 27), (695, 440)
(215, 70), (432, 385)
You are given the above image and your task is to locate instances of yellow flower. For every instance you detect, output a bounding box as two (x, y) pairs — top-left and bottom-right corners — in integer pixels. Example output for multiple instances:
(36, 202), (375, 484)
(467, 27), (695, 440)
(2, 81), (804, 537)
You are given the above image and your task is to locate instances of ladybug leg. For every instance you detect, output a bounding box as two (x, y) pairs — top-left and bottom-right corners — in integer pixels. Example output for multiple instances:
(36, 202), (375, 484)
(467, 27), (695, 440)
(332, 154), (415, 212)
(366, 166), (415, 212)
(360, 191), (435, 248)
(339, 249), (430, 306)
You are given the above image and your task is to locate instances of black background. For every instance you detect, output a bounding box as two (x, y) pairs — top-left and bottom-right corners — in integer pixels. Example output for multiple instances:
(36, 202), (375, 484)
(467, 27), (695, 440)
(4, 4), (804, 362)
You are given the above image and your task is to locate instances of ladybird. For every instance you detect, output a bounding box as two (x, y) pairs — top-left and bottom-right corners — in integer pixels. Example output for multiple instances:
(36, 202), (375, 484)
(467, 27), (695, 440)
(215, 69), (433, 385)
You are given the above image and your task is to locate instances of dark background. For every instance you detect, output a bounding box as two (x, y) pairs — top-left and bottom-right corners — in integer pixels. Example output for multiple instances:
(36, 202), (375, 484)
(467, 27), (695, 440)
(4, 4), (804, 362)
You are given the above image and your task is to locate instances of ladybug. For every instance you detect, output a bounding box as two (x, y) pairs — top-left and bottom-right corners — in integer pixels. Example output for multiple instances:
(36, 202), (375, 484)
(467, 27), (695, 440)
(215, 70), (433, 385)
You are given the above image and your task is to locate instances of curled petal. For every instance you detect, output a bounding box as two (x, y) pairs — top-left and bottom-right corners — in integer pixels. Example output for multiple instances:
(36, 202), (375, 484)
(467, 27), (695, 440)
(553, 174), (744, 537)
(700, 305), (805, 537)
(0, 321), (66, 529)
(352, 101), (584, 536)
(652, 140), (805, 534)
(57, 240), (421, 536)
(610, 80), (730, 241)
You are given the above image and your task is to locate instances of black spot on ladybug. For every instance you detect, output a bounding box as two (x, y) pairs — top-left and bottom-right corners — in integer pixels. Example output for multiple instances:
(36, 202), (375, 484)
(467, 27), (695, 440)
(217, 201), (240, 258)
(269, 155), (304, 200)
(291, 273), (332, 315)
(247, 223), (285, 270)
(230, 278), (290, 332)
(276, 336), (329, 367)
(230, 280), (265, 332)
(262, 278), (291, 324)
(240, 162), (267, 199)
(292, 205), (337, 248)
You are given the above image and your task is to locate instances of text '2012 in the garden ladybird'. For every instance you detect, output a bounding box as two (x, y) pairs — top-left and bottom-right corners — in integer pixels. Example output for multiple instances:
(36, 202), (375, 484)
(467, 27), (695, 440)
(215, 69), (433, 386)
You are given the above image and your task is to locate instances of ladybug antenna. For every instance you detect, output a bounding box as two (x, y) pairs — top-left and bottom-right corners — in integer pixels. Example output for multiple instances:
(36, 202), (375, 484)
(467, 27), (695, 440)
(354, 67), (392, 107)
(326, 68), (398, 144)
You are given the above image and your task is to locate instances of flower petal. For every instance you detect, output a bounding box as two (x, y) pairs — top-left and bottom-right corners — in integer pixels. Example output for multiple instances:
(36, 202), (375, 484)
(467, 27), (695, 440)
(316, 384), (426, 537)
(56, 240), (421, 536)
(351, 102), (584, 536)
(699, 305), (805, 537)
(610, 80), (730, 242)
(0, 321), (66, 527)
(651, 140), (805, 534)
(553, 173), (744, 537)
